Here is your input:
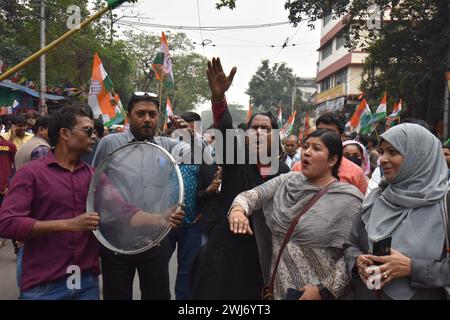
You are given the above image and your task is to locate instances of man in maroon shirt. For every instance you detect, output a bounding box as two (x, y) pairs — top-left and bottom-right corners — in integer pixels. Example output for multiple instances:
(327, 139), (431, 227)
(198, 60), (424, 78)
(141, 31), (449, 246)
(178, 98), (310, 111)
(0, 104), (102, 299)
(0, 104), (184, 300)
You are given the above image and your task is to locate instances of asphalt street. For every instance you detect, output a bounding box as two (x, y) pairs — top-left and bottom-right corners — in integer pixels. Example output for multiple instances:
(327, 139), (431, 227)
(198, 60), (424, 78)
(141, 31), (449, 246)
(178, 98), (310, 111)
(0, 240), (178, 300)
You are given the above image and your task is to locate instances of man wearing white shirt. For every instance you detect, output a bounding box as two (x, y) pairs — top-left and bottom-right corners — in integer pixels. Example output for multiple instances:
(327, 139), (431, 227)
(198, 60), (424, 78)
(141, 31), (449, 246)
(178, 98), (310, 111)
(281, 135), (301, 169)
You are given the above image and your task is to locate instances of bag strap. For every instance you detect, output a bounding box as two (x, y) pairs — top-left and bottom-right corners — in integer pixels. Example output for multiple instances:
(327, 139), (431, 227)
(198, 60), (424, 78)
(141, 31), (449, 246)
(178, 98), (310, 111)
(443, 188), (449, 257)
(267, 181), (335, 290)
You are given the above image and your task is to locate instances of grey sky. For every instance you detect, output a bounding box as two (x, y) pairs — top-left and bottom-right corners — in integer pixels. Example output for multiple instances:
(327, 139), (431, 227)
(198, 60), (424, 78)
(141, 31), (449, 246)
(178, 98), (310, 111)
(116, 0), (320, 112)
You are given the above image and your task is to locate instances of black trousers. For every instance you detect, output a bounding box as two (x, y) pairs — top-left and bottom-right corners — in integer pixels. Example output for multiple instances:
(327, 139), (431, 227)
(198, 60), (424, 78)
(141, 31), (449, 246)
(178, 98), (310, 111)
(100, 238), (173, 300)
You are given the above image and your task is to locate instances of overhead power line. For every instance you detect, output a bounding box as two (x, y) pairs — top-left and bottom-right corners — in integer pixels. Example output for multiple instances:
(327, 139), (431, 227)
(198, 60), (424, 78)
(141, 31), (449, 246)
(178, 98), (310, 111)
(116, 20), (297, 31)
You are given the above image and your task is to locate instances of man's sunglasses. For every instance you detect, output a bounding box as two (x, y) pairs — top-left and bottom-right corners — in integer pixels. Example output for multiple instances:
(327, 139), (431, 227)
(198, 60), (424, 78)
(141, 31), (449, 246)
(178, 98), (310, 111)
(78, 127), (96, 137)
(132, 92), (158, 98)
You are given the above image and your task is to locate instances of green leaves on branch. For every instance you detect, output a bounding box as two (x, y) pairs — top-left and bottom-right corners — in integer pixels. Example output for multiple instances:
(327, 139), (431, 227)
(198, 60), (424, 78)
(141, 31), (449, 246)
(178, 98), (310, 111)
(106, 0), (137, 10)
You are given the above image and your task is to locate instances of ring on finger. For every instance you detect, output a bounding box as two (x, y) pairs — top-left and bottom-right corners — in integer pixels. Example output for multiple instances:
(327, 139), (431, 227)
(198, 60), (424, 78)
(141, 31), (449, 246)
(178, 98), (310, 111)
(383, 272), (388, 279)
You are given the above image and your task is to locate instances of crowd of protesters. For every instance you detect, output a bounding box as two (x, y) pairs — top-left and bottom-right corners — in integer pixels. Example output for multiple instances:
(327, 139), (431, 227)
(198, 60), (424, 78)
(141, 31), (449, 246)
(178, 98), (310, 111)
(0, 57), (449, 300)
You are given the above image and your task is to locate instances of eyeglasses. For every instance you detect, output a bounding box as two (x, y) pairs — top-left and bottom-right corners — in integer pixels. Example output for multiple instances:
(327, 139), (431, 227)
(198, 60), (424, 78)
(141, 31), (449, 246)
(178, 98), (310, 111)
(132, 92), (158, 98)
(77, 127), (96, 137)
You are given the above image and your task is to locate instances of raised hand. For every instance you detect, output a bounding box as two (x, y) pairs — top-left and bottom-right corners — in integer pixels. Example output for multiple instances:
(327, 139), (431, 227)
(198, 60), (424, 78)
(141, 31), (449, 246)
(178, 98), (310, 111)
(207, 57), (237, 102)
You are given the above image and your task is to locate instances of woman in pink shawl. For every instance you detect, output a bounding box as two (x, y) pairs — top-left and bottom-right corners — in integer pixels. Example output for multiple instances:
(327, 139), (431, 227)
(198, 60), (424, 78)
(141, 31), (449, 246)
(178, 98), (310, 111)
(342, 140), (370, 176)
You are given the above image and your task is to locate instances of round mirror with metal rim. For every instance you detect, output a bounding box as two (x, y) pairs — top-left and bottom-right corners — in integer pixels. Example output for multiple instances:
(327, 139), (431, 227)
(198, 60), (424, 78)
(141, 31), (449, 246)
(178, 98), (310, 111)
(87, 142), (184, 255)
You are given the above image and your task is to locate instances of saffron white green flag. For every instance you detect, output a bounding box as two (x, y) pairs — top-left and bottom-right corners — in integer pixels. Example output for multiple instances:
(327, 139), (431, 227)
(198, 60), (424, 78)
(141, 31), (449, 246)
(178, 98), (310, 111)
(372, 93), (387, 123)
(350, 99), (372, 134)
(88, 53), (125, 127)
(152, 32), (175, 89)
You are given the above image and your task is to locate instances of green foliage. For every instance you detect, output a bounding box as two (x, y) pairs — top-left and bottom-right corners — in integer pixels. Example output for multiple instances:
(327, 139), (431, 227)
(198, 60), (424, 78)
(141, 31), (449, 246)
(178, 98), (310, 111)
(217, 0), (449, 121)
(0, 1), (210, 112)
(358, 0), (449, 117)
(246, 59), (315, 136)
(215, 0), (237, 10)
(246, 60), (296, 113)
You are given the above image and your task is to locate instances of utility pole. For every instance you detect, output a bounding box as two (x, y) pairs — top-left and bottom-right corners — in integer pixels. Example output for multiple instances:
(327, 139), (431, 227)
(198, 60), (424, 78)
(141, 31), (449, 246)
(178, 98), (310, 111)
(39, 0), (47, 115)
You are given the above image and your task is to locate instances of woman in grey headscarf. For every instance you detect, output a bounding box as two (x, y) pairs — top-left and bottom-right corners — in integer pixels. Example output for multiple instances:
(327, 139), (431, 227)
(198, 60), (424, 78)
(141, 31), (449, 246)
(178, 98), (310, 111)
(228, 129), (364, 300)
(344, 123), (450, 300)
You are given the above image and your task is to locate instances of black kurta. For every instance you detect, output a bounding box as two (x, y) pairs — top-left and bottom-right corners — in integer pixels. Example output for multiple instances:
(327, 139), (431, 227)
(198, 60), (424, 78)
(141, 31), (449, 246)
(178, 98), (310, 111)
(190, 102), (289, 299)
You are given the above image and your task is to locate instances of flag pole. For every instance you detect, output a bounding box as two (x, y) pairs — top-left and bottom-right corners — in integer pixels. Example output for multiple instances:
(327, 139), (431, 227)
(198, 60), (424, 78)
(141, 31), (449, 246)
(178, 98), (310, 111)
(0, 5), (112, 82)
(159, 75), (164, 113)
(374, 126), (381, 144)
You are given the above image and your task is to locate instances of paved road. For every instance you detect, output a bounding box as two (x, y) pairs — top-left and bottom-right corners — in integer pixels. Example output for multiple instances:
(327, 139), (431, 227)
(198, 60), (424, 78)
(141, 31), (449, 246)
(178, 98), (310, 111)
(0, 240), (178, 300)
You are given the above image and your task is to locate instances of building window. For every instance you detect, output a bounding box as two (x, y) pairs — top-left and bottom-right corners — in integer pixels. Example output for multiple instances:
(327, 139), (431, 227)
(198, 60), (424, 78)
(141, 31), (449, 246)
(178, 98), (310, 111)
(321, 42), (332, 61)
(320, 77), (332, 92)
(323, 11), (332, 26)
(335, 68), (347, 86)
(336, 32), (345, 50)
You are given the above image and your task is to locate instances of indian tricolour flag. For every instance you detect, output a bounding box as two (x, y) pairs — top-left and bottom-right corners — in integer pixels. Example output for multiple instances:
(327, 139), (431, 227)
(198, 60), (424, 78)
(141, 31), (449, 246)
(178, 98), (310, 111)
(372, 92), (387, 123)
(287, 111), (296, 136)
(280, 111), (296, 139)
(389, 99), (402, 118)
(350, 99), (372, 134)
(163, 97), (174, 130)
(386, 99), (402, 129)
(277, 104), (283, 129)
(88, 53), (125, 127)
(152, 32), (175, 89)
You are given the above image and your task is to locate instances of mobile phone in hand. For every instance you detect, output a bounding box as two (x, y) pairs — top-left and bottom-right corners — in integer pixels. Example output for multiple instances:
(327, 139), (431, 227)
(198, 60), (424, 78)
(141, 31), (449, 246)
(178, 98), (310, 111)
(372, 236), (392, 256)
(285, 288), (303, 300)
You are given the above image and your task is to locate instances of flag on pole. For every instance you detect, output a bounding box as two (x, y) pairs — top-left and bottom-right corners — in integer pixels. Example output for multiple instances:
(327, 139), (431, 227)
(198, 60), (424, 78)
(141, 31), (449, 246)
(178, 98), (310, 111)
(287, 111), (297, 135)
(280, 111), (297, 139)
(350, 99), (372, 134)
(303, 112), (310, 138)
(298, 127), (303, 143)
(88, 53), (125, 127)
(386, 99), (402, 129)
(163, 97), (174, 130)
(277, 104), (283, 129)
(372, 92), (387, 123)
(389, 99), (402, 118)
(245, 102), (253, 123)
(152, 32), (175, 90)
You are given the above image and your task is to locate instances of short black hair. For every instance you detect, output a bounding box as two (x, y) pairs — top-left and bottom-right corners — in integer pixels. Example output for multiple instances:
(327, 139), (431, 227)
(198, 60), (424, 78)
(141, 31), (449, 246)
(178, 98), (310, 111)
(305, 128), (342, 180)
(181, 111), (201, 122)
(12, 114), (27, 125)
(48, 103), (93, 147)
(359, 134), (378, 147)
(32, 116), (49, 134)
(247, 111), (278, 130)
(316, 113), (344, 134)
(127, 94), (159, 113)
(94, 118), (105, 138)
